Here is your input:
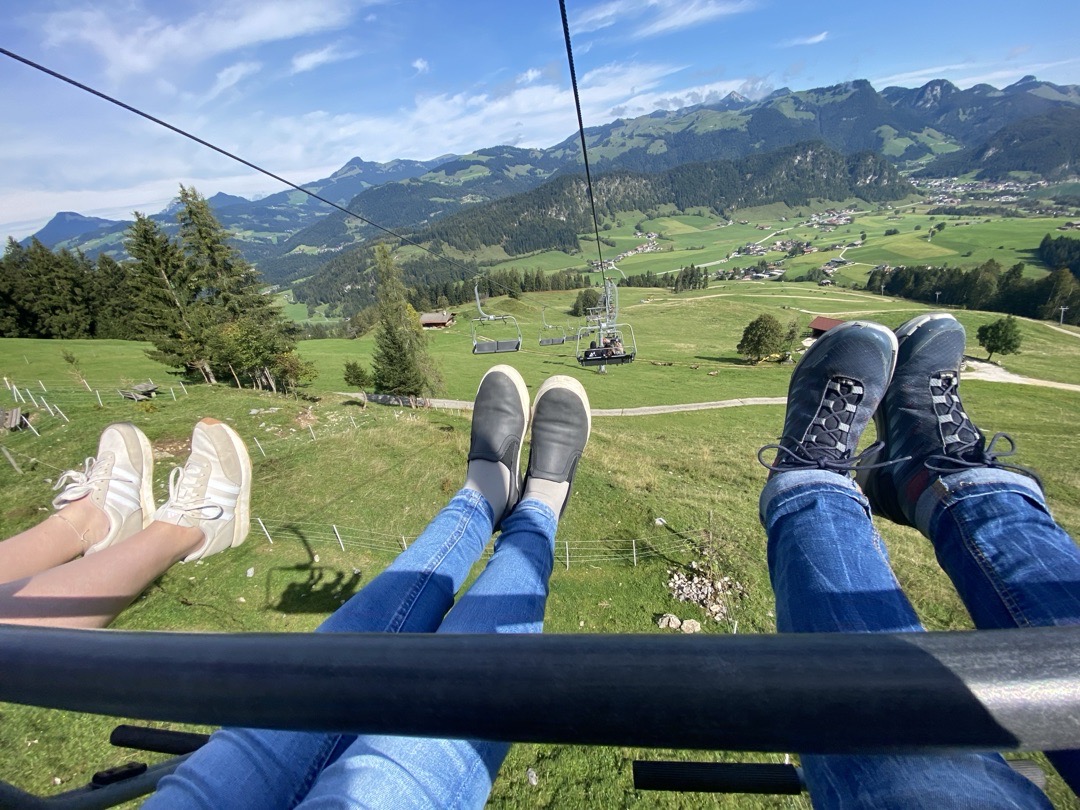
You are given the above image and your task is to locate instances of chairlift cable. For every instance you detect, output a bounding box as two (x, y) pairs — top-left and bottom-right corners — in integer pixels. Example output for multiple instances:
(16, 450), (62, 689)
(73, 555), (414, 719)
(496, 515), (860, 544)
(558, 0), (608, 285)
(0, 47), (481, 281)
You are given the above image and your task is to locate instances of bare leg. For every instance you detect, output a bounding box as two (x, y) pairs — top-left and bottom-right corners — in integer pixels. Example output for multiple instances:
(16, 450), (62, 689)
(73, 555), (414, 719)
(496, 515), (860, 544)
(0, 521), (203, 629)
(0, 498), (111, 584)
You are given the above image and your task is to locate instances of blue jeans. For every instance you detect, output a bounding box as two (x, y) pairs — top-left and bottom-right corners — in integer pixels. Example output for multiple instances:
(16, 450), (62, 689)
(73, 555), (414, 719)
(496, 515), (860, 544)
(146, 489), (558, 809)
(760, 468), (1080, 809)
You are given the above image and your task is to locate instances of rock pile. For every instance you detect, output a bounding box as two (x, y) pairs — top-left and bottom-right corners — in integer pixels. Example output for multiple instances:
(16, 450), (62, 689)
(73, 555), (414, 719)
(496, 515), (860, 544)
(667, 560), (748, 622)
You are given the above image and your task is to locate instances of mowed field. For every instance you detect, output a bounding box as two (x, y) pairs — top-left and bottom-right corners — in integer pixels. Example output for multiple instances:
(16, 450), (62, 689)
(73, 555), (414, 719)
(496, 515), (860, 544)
(1, 285), (1079, 808)
(482, 200), (1075, 291)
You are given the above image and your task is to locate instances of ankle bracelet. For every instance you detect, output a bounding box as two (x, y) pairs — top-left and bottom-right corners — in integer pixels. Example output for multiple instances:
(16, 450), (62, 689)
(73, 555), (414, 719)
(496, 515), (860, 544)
(50, 511), (94, 552)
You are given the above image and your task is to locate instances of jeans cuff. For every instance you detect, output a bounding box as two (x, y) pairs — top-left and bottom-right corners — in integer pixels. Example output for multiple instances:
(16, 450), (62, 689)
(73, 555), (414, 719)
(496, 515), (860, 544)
(455, 487), (496, 526)
(914, 468), (1046, 536)
(507, 497), (559, 539)
(759, 469), (859, 524)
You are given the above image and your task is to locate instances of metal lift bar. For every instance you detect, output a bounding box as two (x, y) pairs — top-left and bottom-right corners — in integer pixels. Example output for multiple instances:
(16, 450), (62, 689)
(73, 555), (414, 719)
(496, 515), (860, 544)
(471, 284), (521, 353)
(2, 626), (1078, 754)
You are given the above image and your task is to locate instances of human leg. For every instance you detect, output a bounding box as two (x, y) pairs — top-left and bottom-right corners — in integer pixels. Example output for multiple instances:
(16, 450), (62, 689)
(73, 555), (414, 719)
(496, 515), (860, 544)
(0, 422), (153, 584)
(0, 419), (249, 628)
(861, 312), (1080, 794)
(296, 376), (590, 810)
(761, 321), (1050, 809)
(148, 366), (535, 809)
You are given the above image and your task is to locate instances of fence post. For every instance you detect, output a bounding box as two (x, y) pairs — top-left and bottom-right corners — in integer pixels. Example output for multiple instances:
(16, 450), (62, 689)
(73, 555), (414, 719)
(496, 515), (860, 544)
(38, 380), (47, 392)
(256, 517), (273, 545)
(400, 535), (408, 550)
(565, 540), (570, 571)
(95, 390), (103, 407)
(40, 397), (55, 417)
(25, 389), (39, 408)
(632, 537), (637, 566)
(253, 437), (266, 457)
(170, 388), (176, 401)
(54, 405), (69, 423)
(179, 381), (188, 395)
(308, 425), (316, 442)
(332, 525), (345, 552)
(1, 446), (22, 474)
(21, 415), (40, 436)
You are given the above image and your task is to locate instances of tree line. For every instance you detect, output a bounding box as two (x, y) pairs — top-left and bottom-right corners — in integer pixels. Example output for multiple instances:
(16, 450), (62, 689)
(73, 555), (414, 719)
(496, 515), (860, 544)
(866, 258), (1080, 325)
(1, 187), (314, 391)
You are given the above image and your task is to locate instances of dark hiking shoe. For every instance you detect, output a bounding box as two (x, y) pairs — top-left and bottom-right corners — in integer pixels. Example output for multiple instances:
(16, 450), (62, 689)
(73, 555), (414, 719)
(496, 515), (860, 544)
(859, 313), (1040, 526)
(523, 375), (591, 517)
(759, 321), (897, 476)
(468, 365), (530, 529)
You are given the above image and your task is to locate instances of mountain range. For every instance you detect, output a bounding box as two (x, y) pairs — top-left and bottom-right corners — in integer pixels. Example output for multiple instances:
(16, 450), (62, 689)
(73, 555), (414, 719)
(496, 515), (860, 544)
(22, 74), (1080, 284)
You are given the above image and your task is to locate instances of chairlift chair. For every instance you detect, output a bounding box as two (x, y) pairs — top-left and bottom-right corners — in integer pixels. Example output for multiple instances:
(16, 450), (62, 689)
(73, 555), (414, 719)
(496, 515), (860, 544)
(576, 325), (636, 367)
(538, 306), (568, 346)
(575, 278), (636, 367)
(470, 284), (521, 354)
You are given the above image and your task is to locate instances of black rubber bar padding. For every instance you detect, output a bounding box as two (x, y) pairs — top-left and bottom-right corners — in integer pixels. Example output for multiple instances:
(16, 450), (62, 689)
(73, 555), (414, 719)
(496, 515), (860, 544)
(633, 761), (804, 794)
(110, 725), (210, 756)
(1, 626), (1078, 754)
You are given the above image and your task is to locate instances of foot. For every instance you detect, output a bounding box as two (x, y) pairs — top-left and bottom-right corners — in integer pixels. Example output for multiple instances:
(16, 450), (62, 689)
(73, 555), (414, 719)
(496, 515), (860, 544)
(153, 418), (252, 562)
(522, 375), (591, 517)
(858, 313), (1039, 526)
(465, 365), (530, 529)
(759, 321), (897, 476)
(52, 422), (155, 554)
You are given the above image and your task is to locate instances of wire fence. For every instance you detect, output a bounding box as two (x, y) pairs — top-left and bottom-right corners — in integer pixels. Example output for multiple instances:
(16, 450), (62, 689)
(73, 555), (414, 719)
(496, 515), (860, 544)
(253, 515), (707, 570)
(2, 376), (709, 571)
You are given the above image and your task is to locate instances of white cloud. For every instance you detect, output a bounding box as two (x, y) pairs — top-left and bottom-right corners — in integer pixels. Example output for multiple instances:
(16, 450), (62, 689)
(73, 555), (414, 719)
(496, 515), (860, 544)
(572, 0), (754, 38)
(412, 58), (430, 75)
(781, 31), (828, 47)
(291, 43), (357, 75)
(634, 0), (755, 38)
(205, 61), (261, 102)
(518, 68), (542, 85)
(41, 0), (370, 81)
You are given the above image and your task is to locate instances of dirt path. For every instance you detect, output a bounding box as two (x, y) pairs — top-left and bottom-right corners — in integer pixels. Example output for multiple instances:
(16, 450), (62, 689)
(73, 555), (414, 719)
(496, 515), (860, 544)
(346, 365), (1076, 417)
(962, 359), (1080, 393)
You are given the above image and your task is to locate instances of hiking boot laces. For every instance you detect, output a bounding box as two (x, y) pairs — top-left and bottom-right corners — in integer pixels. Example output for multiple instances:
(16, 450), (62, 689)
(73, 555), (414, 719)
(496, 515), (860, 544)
(921, 372), (1042, 487)
(758, 377), (907, 473)
(925, 431), (1043, 488)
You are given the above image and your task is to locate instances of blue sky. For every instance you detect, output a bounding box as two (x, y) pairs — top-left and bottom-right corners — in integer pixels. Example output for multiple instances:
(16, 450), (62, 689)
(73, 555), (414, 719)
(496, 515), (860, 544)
(2, 0), (1079, 240)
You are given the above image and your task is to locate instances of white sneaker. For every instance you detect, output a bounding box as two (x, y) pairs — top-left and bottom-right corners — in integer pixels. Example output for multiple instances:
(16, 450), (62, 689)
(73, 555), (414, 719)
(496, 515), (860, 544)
(52, 423), (155, 555)
(153, 418), (252, 562)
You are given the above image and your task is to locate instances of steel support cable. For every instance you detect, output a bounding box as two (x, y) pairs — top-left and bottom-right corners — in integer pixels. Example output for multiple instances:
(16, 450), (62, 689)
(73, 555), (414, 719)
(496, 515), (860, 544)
(558, 0), (606, 275)
(1, 625), (1078, 754)
(0, 48), (482, 284)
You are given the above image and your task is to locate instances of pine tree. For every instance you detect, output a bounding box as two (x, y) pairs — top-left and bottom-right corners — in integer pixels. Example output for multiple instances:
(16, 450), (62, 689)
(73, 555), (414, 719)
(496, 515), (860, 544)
(371, 244), (441, 397)
(126, 186), (304, 388)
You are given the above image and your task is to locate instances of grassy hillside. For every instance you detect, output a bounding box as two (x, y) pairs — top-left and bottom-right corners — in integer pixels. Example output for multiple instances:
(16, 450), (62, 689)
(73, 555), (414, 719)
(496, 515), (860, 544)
(474, 202), (1072, 295)
(1, 287), (1078, 808)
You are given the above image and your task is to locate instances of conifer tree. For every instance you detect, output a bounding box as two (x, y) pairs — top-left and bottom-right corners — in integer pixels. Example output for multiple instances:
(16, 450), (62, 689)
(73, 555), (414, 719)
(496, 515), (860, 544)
(371, 244), (441, 397)
(126, 185), (304, 388)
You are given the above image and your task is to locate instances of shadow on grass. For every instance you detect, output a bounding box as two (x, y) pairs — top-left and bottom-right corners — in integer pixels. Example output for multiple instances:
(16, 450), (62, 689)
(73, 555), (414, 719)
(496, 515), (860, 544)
(265, 525), (363, 614)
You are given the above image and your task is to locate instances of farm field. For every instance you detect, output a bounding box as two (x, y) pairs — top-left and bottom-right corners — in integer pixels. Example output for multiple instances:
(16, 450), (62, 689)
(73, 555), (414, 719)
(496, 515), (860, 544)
(482, 200), (1073, 293)
(2, 286), (1079, 807)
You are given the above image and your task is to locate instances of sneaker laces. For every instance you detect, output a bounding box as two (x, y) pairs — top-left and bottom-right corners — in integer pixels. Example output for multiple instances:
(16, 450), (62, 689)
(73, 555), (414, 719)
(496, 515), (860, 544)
(162, 463), (224, 521)
(925, 431), (1043, 488)
(52, 456), (129, 507)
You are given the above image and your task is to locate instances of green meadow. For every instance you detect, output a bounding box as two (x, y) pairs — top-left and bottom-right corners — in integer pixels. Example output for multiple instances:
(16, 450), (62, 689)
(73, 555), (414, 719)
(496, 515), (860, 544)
(484, 202), (1073, 293)
(1, 285), (1079, 808)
